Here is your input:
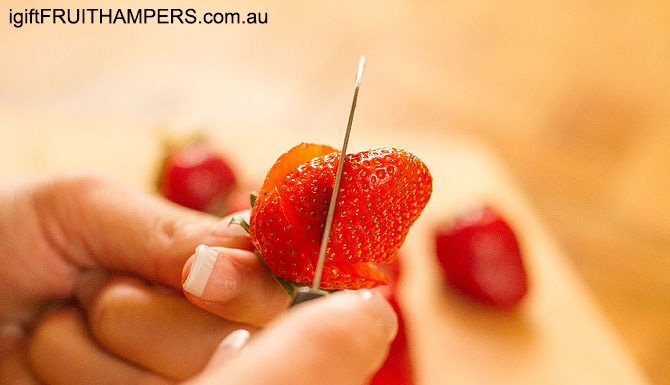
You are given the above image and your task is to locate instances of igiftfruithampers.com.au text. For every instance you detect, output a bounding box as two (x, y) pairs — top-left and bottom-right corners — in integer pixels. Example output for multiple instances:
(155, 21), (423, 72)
(9, 8), (267, 28)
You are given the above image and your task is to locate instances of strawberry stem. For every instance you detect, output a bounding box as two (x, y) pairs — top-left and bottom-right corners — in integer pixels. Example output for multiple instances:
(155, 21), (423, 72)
(229, 216), (250, 233)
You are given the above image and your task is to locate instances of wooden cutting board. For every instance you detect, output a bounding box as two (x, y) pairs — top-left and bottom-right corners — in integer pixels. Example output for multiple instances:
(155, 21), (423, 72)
(0, 116), (650, 384)
(394, 136), (650, 385)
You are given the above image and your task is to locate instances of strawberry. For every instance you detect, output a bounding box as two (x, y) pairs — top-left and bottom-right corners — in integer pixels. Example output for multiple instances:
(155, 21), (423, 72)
(158, 140), (237, 215)
(435, 205), (528, 308)
(369, 295), (414, 385)
(370, 256), (413, 385)
(249, 143), (432, 290)
(376, 257), (401, 294)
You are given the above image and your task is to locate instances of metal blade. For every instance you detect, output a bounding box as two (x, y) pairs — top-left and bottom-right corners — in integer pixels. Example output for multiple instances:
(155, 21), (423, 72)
(311, 56), (366, 290)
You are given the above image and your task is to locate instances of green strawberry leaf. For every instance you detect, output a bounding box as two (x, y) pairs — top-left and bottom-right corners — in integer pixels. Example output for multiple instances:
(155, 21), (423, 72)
(275, 276), (296, 297)
(250, 193), (257, 208)
(255, 250), (269, 268)
(254, 250), (297, 297)
(229, 216), (250, 234)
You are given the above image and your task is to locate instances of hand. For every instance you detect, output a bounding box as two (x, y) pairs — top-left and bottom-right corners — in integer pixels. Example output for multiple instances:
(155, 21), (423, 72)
(0, 174), (397, 385)
(189, 290), (397, 385)
(27, 277), (396, 385)
(0, 174), (288, 383)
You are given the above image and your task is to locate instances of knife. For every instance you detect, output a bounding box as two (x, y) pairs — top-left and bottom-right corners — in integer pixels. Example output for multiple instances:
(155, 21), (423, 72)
(291, 56), (366, 306)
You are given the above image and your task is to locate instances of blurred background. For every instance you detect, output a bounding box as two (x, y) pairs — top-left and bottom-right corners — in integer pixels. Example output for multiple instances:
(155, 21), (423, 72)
(1, 0), (668, 383)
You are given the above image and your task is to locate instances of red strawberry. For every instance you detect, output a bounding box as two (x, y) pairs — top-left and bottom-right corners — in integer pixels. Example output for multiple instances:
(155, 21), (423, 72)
(158, 140), (237, 215)
(250, 143), (432, 290)
(371, 257), (413, 385)
(369, 295), (414, 385)
(435, 205), (528, 308)
(376, 257), (401, 294)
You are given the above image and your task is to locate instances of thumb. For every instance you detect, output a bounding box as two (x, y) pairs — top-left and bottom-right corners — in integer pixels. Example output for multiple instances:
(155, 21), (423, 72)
(32, 174), (252, 288)
(196, 290), (398, 385)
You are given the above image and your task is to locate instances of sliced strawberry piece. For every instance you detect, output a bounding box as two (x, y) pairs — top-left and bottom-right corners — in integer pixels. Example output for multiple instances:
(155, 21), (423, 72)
(371, 253), (414, 385)
(258, 142), (337, 198)
(250, 144), (432, 289)
(376, 256), (401, 293)
(435, 206), (528, 308)
(370, 286), (413, 385)
(318, 262), (387, 290)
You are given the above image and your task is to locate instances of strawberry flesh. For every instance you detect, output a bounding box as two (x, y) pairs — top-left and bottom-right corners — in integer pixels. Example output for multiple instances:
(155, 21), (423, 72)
(435, 206), (528, 308)
(258, 142), (337, 198)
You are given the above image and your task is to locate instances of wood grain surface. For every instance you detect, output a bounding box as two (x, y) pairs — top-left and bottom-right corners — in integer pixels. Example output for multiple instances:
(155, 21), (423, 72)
(1, 0), (668, 383)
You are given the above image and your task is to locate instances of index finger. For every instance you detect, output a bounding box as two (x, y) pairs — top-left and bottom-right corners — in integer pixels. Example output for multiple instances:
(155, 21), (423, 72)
(31, 174), (253, 289)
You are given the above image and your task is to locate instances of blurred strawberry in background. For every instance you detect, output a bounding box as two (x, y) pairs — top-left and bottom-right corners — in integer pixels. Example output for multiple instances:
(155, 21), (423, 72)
(157, 136), (238, 216)
(435, 205), (528, 309)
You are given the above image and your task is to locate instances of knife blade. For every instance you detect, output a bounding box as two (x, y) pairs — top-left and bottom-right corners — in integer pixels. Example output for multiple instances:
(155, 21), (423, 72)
(292, 56), (366, 306)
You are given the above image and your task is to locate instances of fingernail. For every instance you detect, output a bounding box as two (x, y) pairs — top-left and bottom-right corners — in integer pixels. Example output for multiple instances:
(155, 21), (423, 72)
(183, 245), (244, 302)
(206, 329), (251, 368)
(358, 289), (398, 341)
(218, 329), (251, 352)
(183, 244), (219, 297)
